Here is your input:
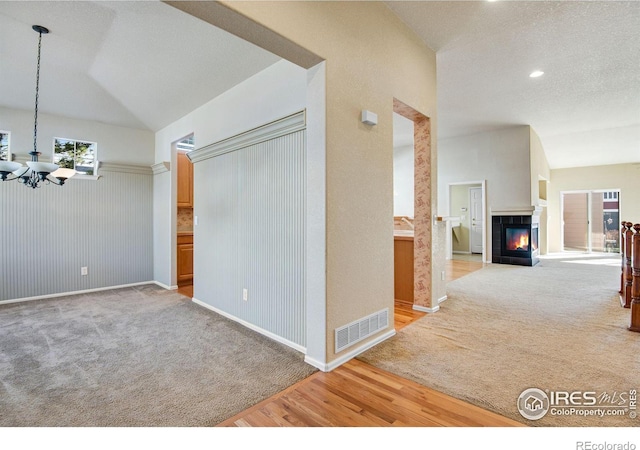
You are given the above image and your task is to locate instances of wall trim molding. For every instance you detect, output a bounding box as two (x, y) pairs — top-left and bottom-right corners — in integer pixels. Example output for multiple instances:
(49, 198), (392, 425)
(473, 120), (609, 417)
(100, 162), (153, 175)
(0, 281), (157, 306)
(192, 297), (307, 354)
(187, 110), (306, 164)
(491, 205), (543, 217)
(413, 304), (440, 313)
(154, 281), (177, 290)
(305, 329), (396, 372)
(151, 161), (170, 175)
(438, 295), (448, 304)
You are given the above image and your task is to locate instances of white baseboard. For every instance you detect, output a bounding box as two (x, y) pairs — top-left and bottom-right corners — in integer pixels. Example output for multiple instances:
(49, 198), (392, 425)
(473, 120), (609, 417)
(154, 281), (177, 290)
(191, 297), (307, 354)
(0, 281), (157, 306)
(306, 328), (396, 372)
(303, 355), (329, 372)
(413, 304), (440, 313)
(438, 295), (448, 304)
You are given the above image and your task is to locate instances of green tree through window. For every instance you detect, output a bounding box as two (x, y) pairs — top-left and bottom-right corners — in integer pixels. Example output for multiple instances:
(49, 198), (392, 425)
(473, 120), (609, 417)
(0, 132), (9, 161)
(54, 138), (97, 175)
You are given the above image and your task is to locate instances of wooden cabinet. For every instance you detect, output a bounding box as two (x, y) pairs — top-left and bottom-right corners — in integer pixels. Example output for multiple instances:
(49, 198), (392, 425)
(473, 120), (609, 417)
(177, 234), (193, 285)
(394, 235), (414, 302)
(177, 151), (193, 208)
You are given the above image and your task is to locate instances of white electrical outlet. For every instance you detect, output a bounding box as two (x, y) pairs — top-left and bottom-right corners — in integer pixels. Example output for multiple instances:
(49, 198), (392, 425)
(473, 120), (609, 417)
(242, 288), (248, 301)
(81, 267), (88, 276)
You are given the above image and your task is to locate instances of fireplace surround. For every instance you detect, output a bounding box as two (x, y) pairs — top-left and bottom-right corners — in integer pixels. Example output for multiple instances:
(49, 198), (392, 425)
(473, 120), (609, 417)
(492, 214), (540, 266)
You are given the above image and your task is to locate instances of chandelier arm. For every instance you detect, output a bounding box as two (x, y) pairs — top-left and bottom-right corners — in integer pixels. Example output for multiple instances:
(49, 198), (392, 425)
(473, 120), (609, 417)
(45, 174), (65, 186)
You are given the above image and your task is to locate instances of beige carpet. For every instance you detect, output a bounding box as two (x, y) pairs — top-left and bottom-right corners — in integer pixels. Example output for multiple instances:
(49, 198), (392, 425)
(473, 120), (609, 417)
(358, 255), (639, 427)
(0, 285), (316, 426)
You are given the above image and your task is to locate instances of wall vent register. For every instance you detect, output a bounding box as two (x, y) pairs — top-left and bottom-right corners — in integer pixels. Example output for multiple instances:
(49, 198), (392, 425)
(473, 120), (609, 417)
(335, 308), (389, 353)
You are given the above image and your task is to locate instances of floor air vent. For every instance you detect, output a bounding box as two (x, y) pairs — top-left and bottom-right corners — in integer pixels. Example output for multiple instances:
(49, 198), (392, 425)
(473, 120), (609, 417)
(335, 308), (389, 353)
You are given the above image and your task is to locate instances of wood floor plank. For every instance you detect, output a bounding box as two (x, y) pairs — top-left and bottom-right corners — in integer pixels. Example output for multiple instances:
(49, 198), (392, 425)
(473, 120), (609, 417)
(316, 373), (400, 425)
(334, 364), (448, 427)
(263, 399), (320, 427)
(278, 390), (341, 427)
(301, 378), (390, 426)
(216, 259), (519, 428)
(348, 359), (522, 426)
(218, 359), (522, 427)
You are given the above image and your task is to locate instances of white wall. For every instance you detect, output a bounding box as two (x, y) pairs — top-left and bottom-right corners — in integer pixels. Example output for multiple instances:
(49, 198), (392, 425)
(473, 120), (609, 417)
(154, 60), (306, 162)
(152, 59), (307, 288)
(0, 106), (154, 165)
(529, 128), (551, 254)
(393, 144), (414, 217)
(393, 112), (415, 218)
(529, 128), (551, 206)
(438, 126), (532, 261)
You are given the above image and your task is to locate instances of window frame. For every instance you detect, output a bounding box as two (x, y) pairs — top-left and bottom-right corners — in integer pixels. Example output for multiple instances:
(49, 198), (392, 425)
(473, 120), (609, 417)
(53, 136), (99, 178)
(0, 130), (10, 161)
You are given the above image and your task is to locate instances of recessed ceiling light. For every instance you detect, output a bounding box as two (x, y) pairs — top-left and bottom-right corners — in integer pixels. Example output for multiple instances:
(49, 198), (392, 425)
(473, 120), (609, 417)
(530, 70), (545, 78)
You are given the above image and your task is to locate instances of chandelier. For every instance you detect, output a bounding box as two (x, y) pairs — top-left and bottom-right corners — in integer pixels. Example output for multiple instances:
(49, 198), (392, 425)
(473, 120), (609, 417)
(0, 25), (75, 188)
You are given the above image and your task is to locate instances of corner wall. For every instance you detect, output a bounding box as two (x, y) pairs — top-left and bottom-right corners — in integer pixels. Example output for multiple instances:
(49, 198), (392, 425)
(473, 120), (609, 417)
(192, 1), (438, 367)
(152, 60), (308, 289)
(529, 127), (550, 254)
(547, 163), (640, 253)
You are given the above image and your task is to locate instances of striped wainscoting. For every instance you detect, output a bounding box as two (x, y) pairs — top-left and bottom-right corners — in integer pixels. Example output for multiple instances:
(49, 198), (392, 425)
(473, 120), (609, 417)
(0, 167), (154, 302)
(190, 111), (307, 349)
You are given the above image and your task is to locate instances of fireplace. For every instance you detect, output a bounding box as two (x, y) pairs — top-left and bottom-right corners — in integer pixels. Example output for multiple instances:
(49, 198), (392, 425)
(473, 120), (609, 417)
(492, 215), (540, 266)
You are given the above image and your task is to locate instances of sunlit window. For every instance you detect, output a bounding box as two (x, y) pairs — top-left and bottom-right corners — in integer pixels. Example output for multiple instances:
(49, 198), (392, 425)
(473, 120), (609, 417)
(54, 137), (97, 176)
(0, 131), (9, 161)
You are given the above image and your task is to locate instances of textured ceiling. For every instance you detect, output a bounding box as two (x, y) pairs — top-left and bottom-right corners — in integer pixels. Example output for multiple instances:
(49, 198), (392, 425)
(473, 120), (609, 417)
(386, 0), (640, 168)
(1, 1), (638, 169)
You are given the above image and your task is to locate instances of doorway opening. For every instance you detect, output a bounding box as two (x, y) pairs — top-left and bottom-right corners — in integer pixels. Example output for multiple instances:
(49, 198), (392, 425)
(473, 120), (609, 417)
(175, 134), (195, 298)
(448, 181), (486, 263)
(392, 99), (434, 313)
(392, 112), (415, 323)
(561, 190), (620, 253)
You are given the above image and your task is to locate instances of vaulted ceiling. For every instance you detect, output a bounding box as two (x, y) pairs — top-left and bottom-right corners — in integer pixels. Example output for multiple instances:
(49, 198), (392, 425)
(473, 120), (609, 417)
(1, 1), (638, 169)
(0, 1), (280, 131)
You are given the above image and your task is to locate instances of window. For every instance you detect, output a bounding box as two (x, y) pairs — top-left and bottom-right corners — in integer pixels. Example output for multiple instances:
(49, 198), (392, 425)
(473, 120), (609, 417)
(604, 191), (618, 200)
(0, 131), (9, 161)
(176, 135), (194, 152)
(54, 137), (97, 176)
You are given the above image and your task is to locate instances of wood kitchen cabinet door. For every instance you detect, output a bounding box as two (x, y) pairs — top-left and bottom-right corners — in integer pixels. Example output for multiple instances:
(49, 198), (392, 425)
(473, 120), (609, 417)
(177, 151), (193, 208)
(177, 243), (193, 285)
(177, 234), (193, 285)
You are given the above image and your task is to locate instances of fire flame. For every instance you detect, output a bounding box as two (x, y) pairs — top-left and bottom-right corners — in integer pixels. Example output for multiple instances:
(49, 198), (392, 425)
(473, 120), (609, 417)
(509, 232), (529, 251)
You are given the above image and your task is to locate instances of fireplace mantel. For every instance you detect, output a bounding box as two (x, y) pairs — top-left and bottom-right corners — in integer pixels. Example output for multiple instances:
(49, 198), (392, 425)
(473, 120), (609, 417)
(491, 206), (543, 217)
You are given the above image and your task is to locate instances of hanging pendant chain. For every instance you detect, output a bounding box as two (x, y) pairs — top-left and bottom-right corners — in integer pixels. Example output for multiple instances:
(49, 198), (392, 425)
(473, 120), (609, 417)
(32, 30), (42, 159)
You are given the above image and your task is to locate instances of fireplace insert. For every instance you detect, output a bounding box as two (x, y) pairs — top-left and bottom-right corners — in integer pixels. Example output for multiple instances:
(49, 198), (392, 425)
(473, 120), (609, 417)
(492, 215), (539, 266)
